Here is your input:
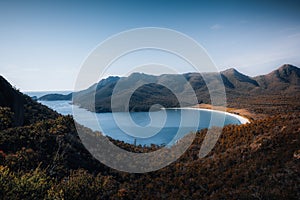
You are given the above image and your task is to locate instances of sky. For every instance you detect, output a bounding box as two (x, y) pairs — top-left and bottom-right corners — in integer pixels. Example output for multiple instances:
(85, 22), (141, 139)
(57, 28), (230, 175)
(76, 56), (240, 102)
(0, 0), (300, 91)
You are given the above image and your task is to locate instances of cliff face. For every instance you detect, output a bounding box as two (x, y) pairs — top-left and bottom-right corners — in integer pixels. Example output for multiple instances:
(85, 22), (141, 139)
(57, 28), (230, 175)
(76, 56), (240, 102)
(0, 76), (24, 126)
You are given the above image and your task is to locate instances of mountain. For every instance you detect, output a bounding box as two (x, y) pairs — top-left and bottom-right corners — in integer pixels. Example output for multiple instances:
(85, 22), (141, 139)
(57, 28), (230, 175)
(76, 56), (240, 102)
(72, 73), (208, 112)
(254, 64), (300, 92)
(221, 68), (259, 89)
(40, 64), (300, 112)
(38, 93), (72, 101)
(0, 74), (299, 199)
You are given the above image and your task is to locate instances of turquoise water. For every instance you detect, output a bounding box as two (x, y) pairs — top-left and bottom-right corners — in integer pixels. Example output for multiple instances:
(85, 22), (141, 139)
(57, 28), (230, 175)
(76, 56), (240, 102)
(38, 100), (241, 146)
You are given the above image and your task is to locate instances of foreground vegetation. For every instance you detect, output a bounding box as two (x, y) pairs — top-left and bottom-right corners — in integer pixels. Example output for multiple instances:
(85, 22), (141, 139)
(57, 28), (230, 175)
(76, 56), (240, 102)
(0, 71), (299, 199)
(0, 94), (300, 199)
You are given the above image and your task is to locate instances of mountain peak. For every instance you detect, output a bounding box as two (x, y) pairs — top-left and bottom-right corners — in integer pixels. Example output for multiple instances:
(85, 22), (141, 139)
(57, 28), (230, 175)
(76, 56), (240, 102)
(263, 64), (300, 86)
(221, 68), (239, 74)
(267, 64), (300, 76)
(97, 76), (120, 87)
(278, 64), (298, 70)
(276, 64), (300, 76)
(221, 68), (259, 87)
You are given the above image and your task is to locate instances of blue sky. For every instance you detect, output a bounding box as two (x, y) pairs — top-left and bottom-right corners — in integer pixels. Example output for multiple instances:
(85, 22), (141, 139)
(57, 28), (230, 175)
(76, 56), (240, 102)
(0, 0), (300, 91)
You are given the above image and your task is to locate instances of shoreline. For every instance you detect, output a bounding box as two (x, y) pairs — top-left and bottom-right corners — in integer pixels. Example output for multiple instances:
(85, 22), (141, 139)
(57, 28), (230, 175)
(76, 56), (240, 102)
(40, 100), (250, 124)
(194, 108), (250, 124)
(165, 107), (250, 124)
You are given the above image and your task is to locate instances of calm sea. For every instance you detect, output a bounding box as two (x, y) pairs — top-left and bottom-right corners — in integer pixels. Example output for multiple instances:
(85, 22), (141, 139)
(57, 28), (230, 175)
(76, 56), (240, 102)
(26, 91), (242, 146)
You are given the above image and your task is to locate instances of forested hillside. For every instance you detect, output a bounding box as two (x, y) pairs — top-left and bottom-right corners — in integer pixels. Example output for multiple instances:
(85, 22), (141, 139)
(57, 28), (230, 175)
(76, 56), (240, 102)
(40, 64), (300, 113)
(0, 74), (299, 199)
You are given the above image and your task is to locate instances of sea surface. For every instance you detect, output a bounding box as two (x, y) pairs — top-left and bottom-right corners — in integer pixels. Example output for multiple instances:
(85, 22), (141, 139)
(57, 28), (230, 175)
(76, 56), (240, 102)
(25, 91), (242, 146)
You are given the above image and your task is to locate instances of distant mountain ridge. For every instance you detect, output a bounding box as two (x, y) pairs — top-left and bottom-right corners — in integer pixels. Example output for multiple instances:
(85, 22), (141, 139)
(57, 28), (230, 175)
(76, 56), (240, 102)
(39, 64), (300, 112)
(38, 93), (73, 101)
(254, 64), (300, 91)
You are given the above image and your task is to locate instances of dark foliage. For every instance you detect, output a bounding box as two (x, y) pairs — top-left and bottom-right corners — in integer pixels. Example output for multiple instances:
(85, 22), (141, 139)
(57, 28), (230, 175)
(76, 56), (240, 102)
(0, 71), (299, 199)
